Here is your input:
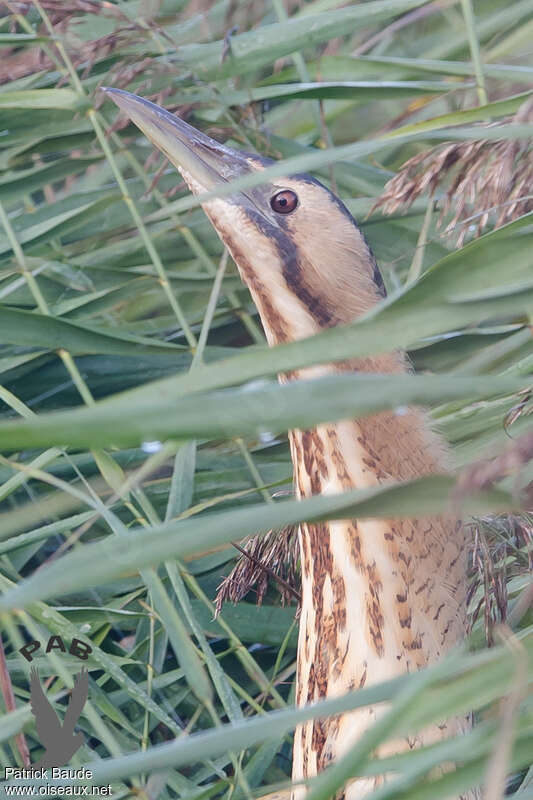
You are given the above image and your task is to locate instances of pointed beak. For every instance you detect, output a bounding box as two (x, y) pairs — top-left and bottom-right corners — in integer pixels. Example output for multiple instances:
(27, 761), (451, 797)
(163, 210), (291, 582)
(102, 87), (255, 194)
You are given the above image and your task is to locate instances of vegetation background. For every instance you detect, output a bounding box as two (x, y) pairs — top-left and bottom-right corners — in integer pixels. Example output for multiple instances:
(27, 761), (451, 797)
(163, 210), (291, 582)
(0, 0), (532, 798)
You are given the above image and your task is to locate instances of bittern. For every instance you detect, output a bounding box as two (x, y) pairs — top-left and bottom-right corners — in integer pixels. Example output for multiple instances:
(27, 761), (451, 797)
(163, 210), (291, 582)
(104, 88), (474, 798)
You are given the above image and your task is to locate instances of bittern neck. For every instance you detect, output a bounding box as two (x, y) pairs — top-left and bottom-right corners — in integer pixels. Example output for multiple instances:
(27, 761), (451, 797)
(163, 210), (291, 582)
(215, 207), (470, 797)
(240, 254), (469, 796)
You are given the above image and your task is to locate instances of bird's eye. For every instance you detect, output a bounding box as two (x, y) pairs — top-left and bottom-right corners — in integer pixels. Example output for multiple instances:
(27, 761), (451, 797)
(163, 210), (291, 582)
(270, 190), (298, 214)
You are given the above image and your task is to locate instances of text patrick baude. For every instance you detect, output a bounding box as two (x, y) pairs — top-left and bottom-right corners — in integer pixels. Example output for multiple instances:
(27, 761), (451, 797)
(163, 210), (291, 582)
(4, 768), (94, 780)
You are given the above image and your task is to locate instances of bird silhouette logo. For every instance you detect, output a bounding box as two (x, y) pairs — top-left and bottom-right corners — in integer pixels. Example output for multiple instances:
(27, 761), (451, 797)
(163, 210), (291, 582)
(29, 667), (88, 769)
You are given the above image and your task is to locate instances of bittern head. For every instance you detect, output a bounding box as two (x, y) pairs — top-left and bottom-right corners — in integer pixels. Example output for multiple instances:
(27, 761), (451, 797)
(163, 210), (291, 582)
(103, 88), (385, 344)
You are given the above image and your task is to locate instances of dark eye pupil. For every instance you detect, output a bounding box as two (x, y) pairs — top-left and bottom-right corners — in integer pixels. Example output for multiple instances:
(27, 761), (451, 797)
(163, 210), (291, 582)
(270, 190), (298, 214)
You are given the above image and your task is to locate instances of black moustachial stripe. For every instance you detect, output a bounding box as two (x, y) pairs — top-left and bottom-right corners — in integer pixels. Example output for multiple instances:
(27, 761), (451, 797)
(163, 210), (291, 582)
(245, 206), (335, 328)
(281, 247), (336, 329)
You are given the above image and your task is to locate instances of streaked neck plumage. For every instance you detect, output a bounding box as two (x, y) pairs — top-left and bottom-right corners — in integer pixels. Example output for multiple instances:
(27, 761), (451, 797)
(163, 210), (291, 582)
(207, 192), (471, 799)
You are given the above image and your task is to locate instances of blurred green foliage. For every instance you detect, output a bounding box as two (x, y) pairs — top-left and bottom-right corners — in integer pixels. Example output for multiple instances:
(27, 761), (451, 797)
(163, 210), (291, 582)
(0, 0), (532, 797)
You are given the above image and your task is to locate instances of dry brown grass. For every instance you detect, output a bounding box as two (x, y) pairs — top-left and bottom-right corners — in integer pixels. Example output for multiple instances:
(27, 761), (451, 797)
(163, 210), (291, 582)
(374, 97), (533, 245)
